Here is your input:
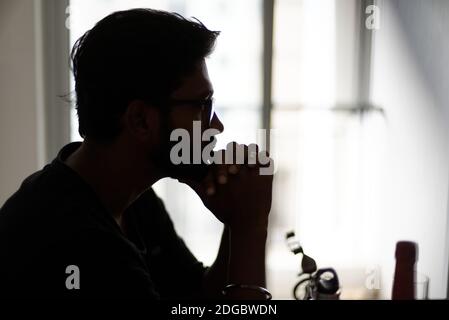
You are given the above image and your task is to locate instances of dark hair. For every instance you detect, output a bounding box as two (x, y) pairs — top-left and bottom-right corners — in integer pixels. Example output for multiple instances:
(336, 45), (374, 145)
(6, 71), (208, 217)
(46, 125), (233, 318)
(71, 8), (219, 141)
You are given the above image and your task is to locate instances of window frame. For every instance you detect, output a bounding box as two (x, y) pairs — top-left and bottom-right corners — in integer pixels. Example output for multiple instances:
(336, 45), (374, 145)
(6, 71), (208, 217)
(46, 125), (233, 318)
(40, 0), (71, 163)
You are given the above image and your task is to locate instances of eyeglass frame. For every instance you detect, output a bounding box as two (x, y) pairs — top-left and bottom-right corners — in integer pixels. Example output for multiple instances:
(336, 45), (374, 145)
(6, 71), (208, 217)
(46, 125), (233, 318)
(166, 97), (215, 127)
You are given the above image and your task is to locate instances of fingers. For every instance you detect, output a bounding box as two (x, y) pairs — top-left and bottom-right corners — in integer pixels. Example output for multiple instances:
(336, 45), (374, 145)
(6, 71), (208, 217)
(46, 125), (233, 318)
(203, 150), (229, 196)
(227, 143), (241, 175)
(216, 164), (229, 185)
(247, 143), (259, 168)
(218, 142), (270, 170)
(201, 169), (216, 196)
(190, 142), (273, 198)
(224, 142), (248, 172)
(225, 142), (238, 165)
(212, 149), (228, 183)
(228, 164), (239, 175)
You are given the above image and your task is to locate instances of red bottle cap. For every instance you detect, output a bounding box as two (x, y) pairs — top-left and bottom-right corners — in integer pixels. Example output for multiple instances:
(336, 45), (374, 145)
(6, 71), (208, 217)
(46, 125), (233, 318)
(395, 241), (417, 262)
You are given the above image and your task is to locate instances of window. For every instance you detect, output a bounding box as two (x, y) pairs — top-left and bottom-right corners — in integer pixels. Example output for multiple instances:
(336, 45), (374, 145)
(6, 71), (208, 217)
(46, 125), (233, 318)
(269, 0), (386, 299)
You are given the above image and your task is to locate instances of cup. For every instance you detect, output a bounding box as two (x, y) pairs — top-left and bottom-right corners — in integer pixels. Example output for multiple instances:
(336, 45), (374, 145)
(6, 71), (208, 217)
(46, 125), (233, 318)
(414, 273), (429, 300)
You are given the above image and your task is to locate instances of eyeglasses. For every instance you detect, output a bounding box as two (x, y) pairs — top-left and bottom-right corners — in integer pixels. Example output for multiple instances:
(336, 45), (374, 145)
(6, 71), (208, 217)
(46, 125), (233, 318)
(167, 97), (215, 126)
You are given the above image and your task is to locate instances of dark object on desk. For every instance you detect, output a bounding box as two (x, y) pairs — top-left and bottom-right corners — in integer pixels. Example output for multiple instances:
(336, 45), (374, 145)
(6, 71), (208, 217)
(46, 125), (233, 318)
(315, 268), (340, 295)
(301, 252), (318, 274)
(285, 231), (316, 272)
(286, 231), (340, 300)
(392, 241), (417, 300)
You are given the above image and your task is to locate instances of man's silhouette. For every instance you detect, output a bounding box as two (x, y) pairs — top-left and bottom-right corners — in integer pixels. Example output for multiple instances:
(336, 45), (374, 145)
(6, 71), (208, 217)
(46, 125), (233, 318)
(0, 8), (273, 299)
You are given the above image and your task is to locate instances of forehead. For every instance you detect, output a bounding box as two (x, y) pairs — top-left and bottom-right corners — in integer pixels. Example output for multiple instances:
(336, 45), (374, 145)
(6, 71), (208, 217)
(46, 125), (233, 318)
(171, 60), (213, 99)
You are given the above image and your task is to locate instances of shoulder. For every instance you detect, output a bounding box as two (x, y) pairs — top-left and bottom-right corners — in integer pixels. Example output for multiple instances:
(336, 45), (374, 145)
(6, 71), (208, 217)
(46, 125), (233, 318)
(1, 162), (80, 218)
(0, 162), (114, 256)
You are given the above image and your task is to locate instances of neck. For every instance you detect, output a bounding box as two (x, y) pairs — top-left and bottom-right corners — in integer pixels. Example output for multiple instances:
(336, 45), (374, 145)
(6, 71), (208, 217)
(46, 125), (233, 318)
(64, 139), (161, 227)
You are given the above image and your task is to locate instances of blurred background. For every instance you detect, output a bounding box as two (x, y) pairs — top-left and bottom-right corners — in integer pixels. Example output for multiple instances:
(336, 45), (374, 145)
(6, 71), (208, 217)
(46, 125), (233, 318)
(1, 0), (449, 299)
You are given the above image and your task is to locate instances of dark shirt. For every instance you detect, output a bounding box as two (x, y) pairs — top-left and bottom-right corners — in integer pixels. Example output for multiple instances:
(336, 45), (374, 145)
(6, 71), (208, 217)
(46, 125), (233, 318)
(0, 142), (207, 298)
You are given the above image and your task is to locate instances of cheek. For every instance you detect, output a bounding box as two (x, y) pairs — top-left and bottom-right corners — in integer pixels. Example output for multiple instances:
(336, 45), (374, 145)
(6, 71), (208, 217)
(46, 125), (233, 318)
(170, 109), (201, 133)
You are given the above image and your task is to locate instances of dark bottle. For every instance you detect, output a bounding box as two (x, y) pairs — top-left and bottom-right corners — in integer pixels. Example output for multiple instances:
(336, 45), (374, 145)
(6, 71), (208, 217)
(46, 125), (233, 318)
(392, 241), (417, 300)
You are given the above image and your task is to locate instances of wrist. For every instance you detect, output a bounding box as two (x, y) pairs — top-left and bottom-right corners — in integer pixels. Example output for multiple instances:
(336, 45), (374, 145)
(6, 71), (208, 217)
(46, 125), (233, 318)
(227, 228), (267, 286)
(228, 224), (268, 238)
(227, 214), (269, 236)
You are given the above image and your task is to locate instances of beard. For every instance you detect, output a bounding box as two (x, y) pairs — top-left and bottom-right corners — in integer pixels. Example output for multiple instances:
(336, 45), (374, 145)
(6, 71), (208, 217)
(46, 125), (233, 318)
(153, 140), (211, 182)
(150, 120), (213, 183)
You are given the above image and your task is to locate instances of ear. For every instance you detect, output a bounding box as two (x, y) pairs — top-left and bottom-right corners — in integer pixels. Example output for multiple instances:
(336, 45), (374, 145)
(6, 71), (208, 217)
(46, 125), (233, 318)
(123, 99), (159, 142)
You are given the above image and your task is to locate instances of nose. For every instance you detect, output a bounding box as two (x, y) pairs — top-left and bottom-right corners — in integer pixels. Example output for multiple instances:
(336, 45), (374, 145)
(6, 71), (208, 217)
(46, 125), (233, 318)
(209, 112), (224, 134)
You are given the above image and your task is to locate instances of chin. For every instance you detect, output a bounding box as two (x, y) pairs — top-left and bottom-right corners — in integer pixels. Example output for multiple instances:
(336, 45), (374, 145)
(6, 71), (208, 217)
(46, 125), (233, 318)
(166, 163), (211, 182)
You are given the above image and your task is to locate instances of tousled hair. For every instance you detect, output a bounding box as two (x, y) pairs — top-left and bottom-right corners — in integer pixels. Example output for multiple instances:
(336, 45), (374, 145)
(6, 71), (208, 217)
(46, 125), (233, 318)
(71, 8), (219, 141)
